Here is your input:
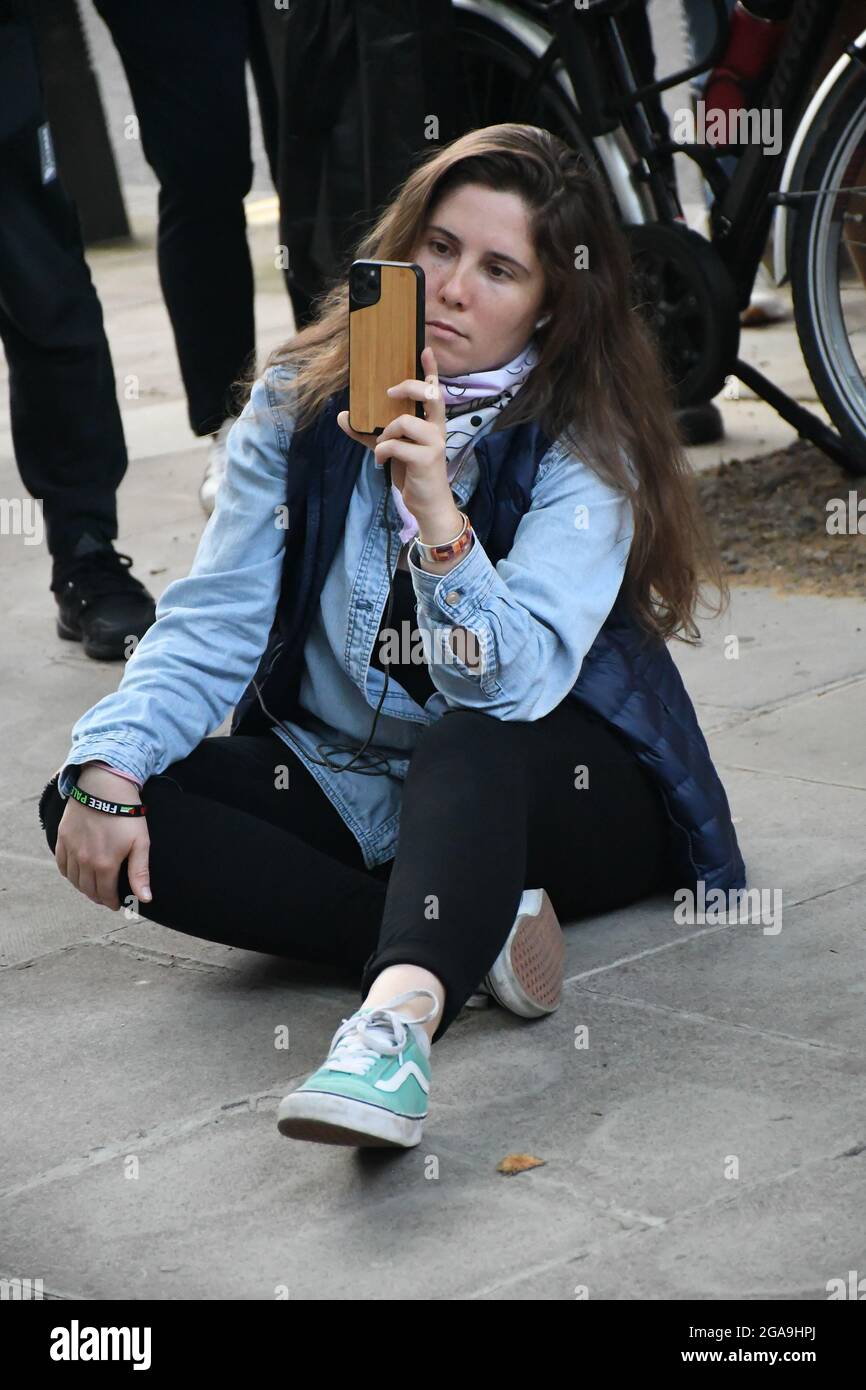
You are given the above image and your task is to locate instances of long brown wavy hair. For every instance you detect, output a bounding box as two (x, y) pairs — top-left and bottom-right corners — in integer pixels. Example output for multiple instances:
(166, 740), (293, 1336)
(254, 122), (728, 645)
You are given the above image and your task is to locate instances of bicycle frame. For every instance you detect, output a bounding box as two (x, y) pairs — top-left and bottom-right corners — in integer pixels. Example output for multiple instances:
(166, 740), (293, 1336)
(711, 0), (846, 304)
(513, 0), (729, 218)
(453, 0), (652, 223)
(457, 0), (865, 467)
(515, 0), (846, 309)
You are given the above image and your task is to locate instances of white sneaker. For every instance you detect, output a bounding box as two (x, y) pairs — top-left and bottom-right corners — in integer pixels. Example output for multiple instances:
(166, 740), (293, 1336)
(741, 262), (788, 327)
(472, 888), (565, 1018)
(199, 417), (234, 516)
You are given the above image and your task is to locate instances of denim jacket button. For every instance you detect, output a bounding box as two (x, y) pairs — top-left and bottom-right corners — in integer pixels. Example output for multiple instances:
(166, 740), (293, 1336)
(444, 589), (461, 604)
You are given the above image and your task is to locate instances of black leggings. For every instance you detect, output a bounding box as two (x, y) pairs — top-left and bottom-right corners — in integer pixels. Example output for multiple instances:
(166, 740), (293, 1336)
(39, 702), (675, 1043)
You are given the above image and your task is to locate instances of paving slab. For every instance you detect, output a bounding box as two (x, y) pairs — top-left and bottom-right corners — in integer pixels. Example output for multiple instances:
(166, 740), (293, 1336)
(0, 940), (356, 1191)
(670, 586), (866, 711)
(709, 679), (866, 789)
(471, 1154), (866, 1300)
(570, 876), (866, 1054)
(1, 971), (863, 1299)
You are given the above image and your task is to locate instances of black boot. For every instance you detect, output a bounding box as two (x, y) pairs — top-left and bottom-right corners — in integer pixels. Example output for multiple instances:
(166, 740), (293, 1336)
(52, 537), (156, 661)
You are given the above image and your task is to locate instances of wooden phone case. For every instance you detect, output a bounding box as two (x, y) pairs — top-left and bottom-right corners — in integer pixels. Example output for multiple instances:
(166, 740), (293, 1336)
(349, 261), (426, 435)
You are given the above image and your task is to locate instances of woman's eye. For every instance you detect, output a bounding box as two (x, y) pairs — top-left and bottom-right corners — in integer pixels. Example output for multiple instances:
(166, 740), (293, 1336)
(427, 240), (511, 280)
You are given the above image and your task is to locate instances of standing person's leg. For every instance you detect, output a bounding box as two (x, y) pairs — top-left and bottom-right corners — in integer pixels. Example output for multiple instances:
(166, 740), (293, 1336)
(682, 0), (734, 81)
(358, 701), (673, 1045)
(39, 731), (392, 970)
(0, 15), (125, 564)
(92, 0), (257, 438)
(247, 0), (284, 191)
(0, 10), (156, 655)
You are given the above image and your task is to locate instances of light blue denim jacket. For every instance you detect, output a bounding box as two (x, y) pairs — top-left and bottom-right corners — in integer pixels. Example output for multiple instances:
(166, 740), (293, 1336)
(57, 365), (634, 869)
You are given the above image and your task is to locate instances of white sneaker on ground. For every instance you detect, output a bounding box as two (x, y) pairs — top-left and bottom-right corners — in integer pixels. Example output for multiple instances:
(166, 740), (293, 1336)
(468, 887), (566, 1018)
(741, 261), (788, 327)
(199, 417), (234, 517)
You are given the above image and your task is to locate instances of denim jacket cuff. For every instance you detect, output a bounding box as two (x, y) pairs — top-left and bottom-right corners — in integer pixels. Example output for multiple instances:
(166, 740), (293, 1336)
(58, 736), (154, 799)
(408, 536), (500, 692)
(407, 531), (495, 619)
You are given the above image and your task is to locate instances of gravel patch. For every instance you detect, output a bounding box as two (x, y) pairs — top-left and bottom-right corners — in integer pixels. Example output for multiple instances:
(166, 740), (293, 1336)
(695, 442), (866, 598)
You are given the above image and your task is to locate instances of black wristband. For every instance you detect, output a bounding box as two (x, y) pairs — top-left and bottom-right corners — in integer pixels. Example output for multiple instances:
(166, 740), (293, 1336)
(69, 781), (148, 817)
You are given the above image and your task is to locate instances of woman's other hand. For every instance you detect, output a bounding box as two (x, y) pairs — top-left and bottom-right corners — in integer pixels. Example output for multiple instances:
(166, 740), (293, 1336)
(54, 764), (151, 911)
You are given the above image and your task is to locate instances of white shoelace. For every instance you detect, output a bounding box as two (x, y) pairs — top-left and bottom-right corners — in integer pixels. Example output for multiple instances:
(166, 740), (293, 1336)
(324, 988), (439, 1077)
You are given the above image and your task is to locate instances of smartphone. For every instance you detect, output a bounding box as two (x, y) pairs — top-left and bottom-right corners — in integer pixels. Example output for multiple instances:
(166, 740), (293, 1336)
(348, 260), (426, 438)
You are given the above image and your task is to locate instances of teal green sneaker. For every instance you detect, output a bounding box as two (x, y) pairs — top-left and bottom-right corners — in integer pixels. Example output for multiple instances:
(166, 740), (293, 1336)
(276, 988), (440, 1148)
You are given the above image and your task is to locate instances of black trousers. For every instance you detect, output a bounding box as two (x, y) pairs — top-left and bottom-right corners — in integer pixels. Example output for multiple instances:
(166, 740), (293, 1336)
(92, 0), (281, 435)
(0, 12), (127, 565)
(39, 700), (675, 1045)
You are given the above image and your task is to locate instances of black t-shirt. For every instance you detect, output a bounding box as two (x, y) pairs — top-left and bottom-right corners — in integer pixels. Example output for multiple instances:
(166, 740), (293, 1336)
(368, 568), (438, 710)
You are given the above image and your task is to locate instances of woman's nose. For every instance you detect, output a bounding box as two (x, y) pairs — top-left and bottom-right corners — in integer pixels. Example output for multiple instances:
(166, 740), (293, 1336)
(440, 261), (469, 304)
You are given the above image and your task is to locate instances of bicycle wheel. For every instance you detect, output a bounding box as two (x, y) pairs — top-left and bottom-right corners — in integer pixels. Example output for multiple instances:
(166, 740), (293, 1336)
(451, 7), (612, 198)
(790, 63), (866, 474)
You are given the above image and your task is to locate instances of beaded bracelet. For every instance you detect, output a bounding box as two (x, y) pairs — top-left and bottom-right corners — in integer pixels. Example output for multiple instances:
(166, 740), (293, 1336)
(69, 781), (148, 817)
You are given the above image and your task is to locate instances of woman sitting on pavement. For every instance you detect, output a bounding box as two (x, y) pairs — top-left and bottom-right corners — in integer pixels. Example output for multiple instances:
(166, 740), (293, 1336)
(39, 123), (745, 1151)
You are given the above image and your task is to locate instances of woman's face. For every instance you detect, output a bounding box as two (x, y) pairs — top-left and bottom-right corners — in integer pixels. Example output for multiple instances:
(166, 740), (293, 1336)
(410, 183), (548, 375)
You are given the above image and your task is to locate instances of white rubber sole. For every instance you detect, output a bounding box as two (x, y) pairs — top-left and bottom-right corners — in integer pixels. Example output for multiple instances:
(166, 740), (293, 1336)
(276, 1087), (425, 1148)
(484, 888), (565, 1018)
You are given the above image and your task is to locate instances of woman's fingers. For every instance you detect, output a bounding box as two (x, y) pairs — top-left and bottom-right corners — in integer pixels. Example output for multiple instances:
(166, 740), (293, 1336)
(126, 833), (152, 906)
(387, 383), (445, 428)
(386, 378), (437, 402)
(378, 412), (430, 444)
(55, 801), (138, 911)
(64, 854), (105, 908)
(77, 865), (97, 903)
(336, 411), (379, 449)
(57, 830), (84, 896)
(95, 864), (122, 912)
(387, 349), (444, 419)
(340, 345), (443, 445)
(373, 436), (431, 470)
(421, 345), (444, 428)
(383, 382), (444, 433)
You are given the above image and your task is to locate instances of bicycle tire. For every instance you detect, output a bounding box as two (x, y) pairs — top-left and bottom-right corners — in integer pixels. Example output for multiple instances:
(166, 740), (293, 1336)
(452, 7), (613, 198)
(790, 60), (866, 474)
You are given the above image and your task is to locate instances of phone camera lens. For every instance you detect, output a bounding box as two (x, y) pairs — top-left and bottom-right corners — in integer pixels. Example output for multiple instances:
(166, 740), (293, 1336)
(350, 264), (380, 307)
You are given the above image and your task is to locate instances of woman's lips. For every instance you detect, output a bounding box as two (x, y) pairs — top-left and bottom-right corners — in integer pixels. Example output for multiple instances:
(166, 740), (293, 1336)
(427, 320), (464, 338)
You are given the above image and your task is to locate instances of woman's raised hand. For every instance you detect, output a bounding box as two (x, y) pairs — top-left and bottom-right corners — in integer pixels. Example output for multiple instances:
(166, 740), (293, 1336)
(54, 764), (152, 912)
(337, 346), (450, 515)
